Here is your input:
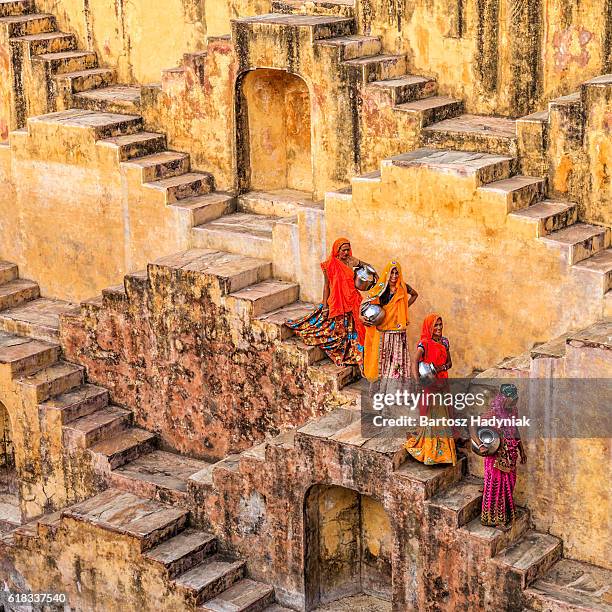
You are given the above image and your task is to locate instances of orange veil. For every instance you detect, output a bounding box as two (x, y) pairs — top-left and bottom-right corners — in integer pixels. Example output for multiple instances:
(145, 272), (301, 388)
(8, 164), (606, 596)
(364, 261), (410, 382)
(320, 238), (364, 343)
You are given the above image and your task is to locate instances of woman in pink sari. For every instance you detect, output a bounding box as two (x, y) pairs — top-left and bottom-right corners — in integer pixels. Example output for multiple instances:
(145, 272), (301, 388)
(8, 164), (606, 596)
(475, 384), (527, 529)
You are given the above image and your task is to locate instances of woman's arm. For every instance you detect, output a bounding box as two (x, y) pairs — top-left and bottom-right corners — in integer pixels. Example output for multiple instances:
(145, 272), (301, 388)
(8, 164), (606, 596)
(412, 346), (424, 380)
(322, 270), (330, 311)
(436, 348), (452, 373)
(406, 284), (419, 307)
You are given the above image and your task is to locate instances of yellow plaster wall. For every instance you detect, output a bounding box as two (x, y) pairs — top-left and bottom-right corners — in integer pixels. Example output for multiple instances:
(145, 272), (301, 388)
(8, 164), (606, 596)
(36, 0), (206, 84)
(326, 162), (608, 375)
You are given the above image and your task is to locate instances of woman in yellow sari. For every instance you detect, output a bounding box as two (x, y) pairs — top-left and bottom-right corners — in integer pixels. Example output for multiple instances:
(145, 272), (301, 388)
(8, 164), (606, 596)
(363, 261), (418, 395)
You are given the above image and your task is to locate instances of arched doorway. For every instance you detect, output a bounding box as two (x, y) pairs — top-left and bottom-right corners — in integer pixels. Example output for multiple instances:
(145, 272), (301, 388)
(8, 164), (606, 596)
(237, 69), (313, 194)
(304, 484), (393, 610)
(0, 401), (20, 532)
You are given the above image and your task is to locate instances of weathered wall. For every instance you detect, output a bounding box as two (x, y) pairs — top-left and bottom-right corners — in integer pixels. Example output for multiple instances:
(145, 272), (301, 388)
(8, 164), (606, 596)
(35, 0), (206, 84)
(0, 119), (200, 303)
(325, 159), (608, 375)
(59, 250), (355, 461)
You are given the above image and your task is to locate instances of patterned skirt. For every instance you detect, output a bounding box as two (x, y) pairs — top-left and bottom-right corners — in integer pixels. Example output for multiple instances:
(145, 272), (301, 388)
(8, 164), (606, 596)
(372, 331), (412, 396)
(286, 304), (363, 367)
(405, 399), (457, 465)
(481, 457), (517, 528)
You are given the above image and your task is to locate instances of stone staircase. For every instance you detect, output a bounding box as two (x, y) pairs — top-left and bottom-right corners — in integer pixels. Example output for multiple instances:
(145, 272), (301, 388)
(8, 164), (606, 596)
(0, 0), (142, 128)
(12, 488), (291, 611)
(341, 147), (611, 309)
(12, 108), (235, 256)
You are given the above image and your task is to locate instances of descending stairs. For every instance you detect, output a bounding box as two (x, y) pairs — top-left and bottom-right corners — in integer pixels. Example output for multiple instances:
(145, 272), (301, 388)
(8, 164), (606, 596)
(0, 0), (142, 125)
(13, 488), (291, 612)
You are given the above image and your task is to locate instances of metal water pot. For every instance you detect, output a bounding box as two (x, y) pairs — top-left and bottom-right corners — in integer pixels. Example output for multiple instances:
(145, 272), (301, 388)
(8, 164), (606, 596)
(360, 301), (385, 326)
(471, 427), (501, 456)
(354, 264), (378, 292)
(418, 361), (437, 383)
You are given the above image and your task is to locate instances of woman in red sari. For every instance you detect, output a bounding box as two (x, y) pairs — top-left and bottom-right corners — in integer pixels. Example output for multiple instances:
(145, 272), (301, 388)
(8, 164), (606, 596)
(405, 313), (456, 465)
(286, 238), (368, 367)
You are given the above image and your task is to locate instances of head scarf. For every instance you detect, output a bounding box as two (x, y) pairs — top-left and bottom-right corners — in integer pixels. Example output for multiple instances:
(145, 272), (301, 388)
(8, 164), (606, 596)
(421, 313), (442, 344)
(364, 261), (410, 382)
(320, 237), (364, 343)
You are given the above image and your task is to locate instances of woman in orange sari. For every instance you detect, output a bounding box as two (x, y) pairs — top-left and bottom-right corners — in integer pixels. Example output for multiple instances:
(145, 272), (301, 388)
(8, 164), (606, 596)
(286, 238), (369, 367)
(405, 314), (457, 465)
(363, 261), (418, 394)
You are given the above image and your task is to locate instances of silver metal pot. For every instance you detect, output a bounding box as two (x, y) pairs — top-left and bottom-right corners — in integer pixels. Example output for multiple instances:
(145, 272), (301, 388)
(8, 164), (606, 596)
(360, 302), (385, 326)
(471, 427), (501, 456)
(418, 361), (437, 382)
(354, 264), (378, 292)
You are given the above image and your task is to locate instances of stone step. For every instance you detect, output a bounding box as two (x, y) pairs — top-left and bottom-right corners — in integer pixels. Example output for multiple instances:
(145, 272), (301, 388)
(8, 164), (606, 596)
(0, 261), (18, 285)
(234, 14), (354, 41)
(228, 280), (300, 317)
(238, 189), (322, 217)
(507, 199), (578, 237)
(98, 131), (167, 161)
(40, 383), (109, 424)
(62, 404), (131, 448)
(110, 449), (212, 505)
(74, 85), (142, 114)
(478, 175), (547, 213)
(0, 278), (39, 310)
(310, 359), (361, 391)
(34, 49), (97, 74)
(54, 67), (115, 93)
(343, 54), (407, 84)
(123, 151), (191, 182)
(315, 34), (381, 61)
(540, 223), (610, 265)
(531, 333), (571, 360)
(0, 331), (60, 376)
(352, 169), (381, 187)
(368, 75), (438, 105)
(28, 109), (143, 140)
(567, 319), (612, 352)
(17, 360), (83, 403)
(524, 559), (612, 612)
(0, 296), (78, 342)
(272, 0), (354, 15)
(388, 148), (516, 187)
(174, 555), (247, 604)
(282, 337), (326, 365)
(172, 192), (236, 227)
(394, 456), (466, 499)
(192, 213), (277, 261)
(572, 249), (612, 293)
(427, 478), (483, 527)
(145, 171), (215, 204)
(11, 31), (76, 56)
(0, 13), (55, 37)
(423, 113), (518, 155)
(0, 0), (35, 18)
(262, 605), (293, 612)
(395, 95), (464, 127)
(493, 531), (563, 589)
(144, 528), (218, 579)
(88, 427), (158, 470)
(461, 508), (531, 558)
(254, 301), (317, 340)
(63, 488), (189, 551)
(605, 291), (612, 318)
(153, 249), (273, 294)
(200, 578), (275, 612)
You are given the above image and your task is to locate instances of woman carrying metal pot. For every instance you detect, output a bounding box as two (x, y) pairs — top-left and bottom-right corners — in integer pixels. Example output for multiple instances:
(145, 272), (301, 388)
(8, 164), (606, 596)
(405, 314), (457, 465)
(361, 261), (418, 395)
(286, 237), (373, 368)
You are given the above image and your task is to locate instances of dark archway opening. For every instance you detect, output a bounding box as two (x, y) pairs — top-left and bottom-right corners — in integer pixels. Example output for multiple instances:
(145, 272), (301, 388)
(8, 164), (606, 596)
(304, 484), (393, 610)
(0, 402), (20, 532)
